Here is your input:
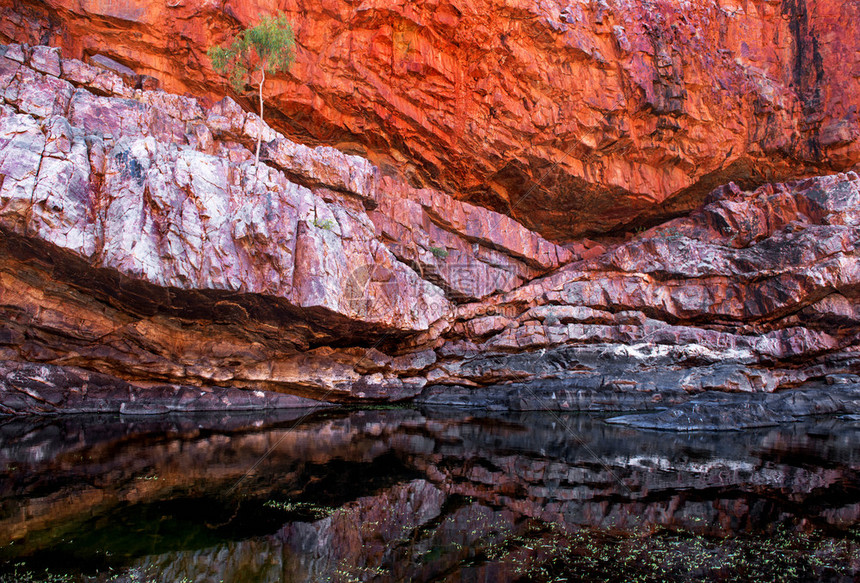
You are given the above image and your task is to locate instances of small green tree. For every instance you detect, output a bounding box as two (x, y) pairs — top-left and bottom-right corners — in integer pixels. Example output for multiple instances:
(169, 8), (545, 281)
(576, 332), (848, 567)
(208, 12), (296, 167)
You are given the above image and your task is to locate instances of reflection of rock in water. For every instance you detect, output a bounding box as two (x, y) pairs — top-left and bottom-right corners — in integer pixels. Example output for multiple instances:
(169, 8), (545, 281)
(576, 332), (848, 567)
(1, 410), (859, 581)
(415, 412), (860, 534)
(120, 481), (523, 583)
(279, 480), (447, 582)
(127, 539), (286, 583)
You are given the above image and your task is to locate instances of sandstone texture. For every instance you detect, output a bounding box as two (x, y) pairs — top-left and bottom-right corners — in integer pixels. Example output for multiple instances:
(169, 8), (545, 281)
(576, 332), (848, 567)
(0, 44), (569, 407)
(0, 1), (857, 240)
(1, 44), (860, 419)
(419, 172), (860, 409)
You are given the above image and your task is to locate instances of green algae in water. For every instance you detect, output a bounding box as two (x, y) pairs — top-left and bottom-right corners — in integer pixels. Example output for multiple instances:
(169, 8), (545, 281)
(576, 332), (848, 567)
(507, 523), (860, 582)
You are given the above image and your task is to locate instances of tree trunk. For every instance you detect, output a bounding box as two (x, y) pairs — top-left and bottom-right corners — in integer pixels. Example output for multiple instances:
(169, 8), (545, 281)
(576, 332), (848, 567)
(255, 67), (265, 168)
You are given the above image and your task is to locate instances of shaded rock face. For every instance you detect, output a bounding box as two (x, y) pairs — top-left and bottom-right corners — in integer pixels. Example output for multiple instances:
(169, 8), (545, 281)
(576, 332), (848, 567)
(421, 172), (860, 405)
(1, 44), (860, 414)
(0, 361), (327, 416)
(0, 1), (858, 239)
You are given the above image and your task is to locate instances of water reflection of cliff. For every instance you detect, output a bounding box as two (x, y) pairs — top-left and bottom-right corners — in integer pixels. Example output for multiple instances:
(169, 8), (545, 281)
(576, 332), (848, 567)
(1, 409), (859, 582)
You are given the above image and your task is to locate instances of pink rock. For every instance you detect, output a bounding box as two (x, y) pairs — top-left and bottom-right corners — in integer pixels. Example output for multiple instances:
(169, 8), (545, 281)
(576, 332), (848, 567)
(1, 44), (860, 405)
(87, 54), (137, 83)
(29, 45), (61, 77)
(2, 44), (25, 63)
(4, 65), (73, 118)
(68, 88), (147, 136)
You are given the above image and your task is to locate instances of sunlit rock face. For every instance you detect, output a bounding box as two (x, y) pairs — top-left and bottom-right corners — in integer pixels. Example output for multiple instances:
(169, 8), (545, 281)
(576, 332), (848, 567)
(0, 0), (858, 240)
(0, 45), (569, 405)
(1, 43), (860, 412)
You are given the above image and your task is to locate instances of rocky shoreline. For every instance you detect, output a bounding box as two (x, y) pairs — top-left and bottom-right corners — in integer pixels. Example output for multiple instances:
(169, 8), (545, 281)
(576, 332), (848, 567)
(4, 359), (860, 431)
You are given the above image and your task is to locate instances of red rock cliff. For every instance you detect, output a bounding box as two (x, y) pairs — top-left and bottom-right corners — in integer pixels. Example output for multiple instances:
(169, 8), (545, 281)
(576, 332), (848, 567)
(1, 44), (860, 421)
(1, 0), (858, 239)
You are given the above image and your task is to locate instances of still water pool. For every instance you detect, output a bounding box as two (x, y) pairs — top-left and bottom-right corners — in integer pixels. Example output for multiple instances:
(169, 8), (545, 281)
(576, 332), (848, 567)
(1, 408), (859, 582)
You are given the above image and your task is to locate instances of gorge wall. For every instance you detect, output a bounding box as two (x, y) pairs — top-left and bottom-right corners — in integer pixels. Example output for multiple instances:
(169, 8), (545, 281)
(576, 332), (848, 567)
(0, 0), (858, 239)
(0, 0), (859, 426)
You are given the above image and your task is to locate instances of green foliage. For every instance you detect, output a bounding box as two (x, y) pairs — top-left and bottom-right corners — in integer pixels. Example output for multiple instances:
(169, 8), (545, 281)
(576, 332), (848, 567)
(264, 499), (338, 519)
(207, 12), (295, 93)
(660, 226), (682, 239)
(429, 246), (449, 259)
(208, 45), (247, 93)
(507, 522), (860, 583)
(313, 217), (336, 231)
(0, 565), (73, 583)
(208, 12), (295, 167)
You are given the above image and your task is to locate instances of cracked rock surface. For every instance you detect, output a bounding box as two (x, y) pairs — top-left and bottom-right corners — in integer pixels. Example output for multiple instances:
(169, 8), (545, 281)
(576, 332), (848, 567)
(1, 0), (858, 240)
(1, 44), (860, 419)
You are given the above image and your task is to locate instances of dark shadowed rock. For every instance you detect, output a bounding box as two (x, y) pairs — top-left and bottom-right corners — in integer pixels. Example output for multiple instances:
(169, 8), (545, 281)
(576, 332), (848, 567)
(606, 385), (860, 430)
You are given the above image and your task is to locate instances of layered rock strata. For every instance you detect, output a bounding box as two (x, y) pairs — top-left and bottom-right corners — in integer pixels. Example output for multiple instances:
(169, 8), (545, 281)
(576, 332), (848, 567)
(1, 44), (860, 418)
(0, 43), (570, 409)
(419, 173), (860, 408)
(0, 0), (858, 239)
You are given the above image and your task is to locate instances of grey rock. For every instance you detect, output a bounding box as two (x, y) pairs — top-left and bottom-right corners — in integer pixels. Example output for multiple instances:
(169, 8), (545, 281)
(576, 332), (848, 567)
(606, 385), (860, 431)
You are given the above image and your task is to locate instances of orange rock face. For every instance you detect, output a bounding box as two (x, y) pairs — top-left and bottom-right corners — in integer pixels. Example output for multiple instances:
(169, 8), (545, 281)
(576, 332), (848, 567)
(1, 44), (860, 414)
(0, 0), (857, 240)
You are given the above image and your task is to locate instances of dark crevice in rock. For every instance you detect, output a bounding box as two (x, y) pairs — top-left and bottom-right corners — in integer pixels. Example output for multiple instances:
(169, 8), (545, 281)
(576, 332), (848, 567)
(419, 203), (554, 272)
(0, 228), (406, 347)
(388, 249), (475, 304)
(782, 0), (826, 161)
